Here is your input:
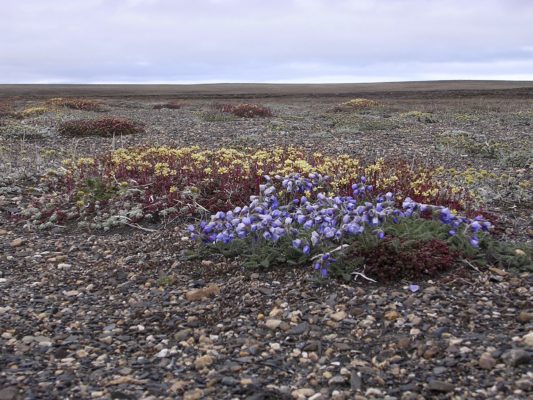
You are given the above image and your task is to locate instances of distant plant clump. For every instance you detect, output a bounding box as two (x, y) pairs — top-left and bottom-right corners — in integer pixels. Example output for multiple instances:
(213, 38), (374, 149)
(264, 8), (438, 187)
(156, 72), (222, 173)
(334, 98), (380, 112)
(17, 107), (49, 119)
(0, 101), (14, 120)
(401, 111), (438, 123)
(215, 103), (273, 118)
(57, 117), (143, 137)
(46, 97), (104, 112)
(153, 102), (182, 110)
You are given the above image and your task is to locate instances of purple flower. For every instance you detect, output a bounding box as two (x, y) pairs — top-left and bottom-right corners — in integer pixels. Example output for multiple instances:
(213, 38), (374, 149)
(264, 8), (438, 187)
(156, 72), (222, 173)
(409, 284), (420, 293)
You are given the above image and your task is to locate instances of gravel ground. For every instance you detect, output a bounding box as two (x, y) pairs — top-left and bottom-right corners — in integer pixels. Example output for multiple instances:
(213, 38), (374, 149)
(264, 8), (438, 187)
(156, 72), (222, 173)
(1, 88), (532, 399)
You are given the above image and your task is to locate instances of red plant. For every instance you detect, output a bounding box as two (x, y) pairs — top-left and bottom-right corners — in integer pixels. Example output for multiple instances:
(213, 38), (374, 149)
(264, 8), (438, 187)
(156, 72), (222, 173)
(57, 118), (143, 137)
(358, 238), (458, 281)
(214, 103), (273, 118)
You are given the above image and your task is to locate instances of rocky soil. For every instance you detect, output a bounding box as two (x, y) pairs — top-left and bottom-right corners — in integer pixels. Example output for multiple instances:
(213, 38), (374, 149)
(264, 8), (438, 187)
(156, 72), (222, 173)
(1, 88), (532, 399)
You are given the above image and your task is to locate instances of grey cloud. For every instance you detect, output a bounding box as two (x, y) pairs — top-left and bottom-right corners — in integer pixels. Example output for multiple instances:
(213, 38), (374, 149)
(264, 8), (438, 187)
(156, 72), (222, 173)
(1, 0), (532, 83)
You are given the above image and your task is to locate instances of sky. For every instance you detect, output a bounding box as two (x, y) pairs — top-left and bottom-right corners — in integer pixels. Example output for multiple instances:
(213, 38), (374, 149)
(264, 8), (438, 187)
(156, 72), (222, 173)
(1, 0), (533, 84)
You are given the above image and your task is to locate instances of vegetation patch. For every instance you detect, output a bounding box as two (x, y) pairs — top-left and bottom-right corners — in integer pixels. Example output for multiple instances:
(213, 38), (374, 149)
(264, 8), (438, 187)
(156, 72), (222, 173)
(333, 98), (380, 112)
(153, 102), (182, 110)
(46, 97), (104, 112)
(215, 103), (273, 118)
(400, 111), (438, 123)
(188, 174), (532, 281)
(57, 117), (144, 137)
(17, 107), (50, 119)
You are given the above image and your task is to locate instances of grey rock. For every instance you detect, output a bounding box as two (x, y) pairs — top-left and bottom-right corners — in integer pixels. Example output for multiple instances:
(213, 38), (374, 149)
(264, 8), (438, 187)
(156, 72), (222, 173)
(427, 379), (454, 392)
(501, 349), (531, 367)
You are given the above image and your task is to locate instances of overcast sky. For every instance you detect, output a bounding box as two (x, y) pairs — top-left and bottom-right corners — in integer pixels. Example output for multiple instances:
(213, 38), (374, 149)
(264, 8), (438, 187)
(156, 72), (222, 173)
(2, 0), (533, 83)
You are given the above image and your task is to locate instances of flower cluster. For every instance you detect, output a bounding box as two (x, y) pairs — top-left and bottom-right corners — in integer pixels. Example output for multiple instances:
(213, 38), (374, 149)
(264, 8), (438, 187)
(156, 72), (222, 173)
(190, 173), (491, 277)
(25, 146), (478, 230)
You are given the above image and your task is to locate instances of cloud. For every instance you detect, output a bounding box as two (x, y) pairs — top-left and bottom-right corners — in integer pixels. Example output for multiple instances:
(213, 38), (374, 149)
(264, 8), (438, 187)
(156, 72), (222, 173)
(1, 0), (533, 83)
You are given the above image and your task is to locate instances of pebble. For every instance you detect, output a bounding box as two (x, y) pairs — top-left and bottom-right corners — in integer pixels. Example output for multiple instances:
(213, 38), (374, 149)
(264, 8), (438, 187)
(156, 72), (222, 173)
(194, 355), (214, 370)
(155, 348), (169, 358)
(501, 349), (531, 367)
(523, 332), (533, 347)
(330, 311), (347, 322)
(427, 379), (455, 392)
(518, 311), (533, 323)
(9, 238), (23, 247)
(478, 353), (497, 369)
(0, 387), (18, 400)
(384, 310), (400, 321)
(185, 285), (220, 301)
(291, 388), (315, 398)
(265, 319), (282, 330)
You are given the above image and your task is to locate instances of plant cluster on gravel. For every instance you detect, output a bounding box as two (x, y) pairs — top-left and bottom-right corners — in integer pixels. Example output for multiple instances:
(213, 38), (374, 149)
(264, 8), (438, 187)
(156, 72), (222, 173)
(215, 103), (273, 118)
(188, 173), (532, 280)
(16, 106), (50, 119)
(333, 98), (380, 112)
(46, 97), (104, 112)
(0, 121), (51, 140)
(0, 100), (15, 120)
(57, 117), (144, 137)
(439, 130), (507, 159)
(400, 111), (438, 123)
(21, 146), (480, 230)
(153, 101), (182, 110)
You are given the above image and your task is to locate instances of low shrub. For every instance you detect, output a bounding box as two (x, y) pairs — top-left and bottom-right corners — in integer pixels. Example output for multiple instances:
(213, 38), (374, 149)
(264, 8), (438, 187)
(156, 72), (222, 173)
(439, 131), (507, 159)
(153, 102), (182, 110)
(21, 147), (477, 230)
(333, 98), (380, 112)
(57, 117), (143, 137)
(17, 107), (49, 119)
(401, 111), (438, 123)
(0, 121), (50, 139)
(0, 101), (14, 119)
(46, 97), (104, 112)
(215, 103), (273, 118)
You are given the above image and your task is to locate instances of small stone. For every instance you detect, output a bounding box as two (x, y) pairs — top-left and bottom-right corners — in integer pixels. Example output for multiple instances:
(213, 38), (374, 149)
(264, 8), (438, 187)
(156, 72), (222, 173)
(488, 266), (507, 276)
(330, 311), (347, 322)
(201, 260), (213, 266)
(478, 353), (497, 369)
(518, 311), (533, 323)
(155, 348), (169, 358)
(0, 387), (18, 400)
(523, 332), (533, 347)
(9, 238), (23, 247)
(384, 310), (400, 321)
(288, 322), (309, 335)
(398, 337), (411, 349)
(185, 285), (220, 301)
(427, 379), (454, 392)
(270, 343), (281, 350)
(501, 349), (531, 367)
(291, 388), (315, 398)
(183, 389), (204, 400)
(240, 378), (253, 386)
(100, 336), (112, 345)
(194, 355), (214, 370)
(58, 263), (71, 269)
(365, 388), (383, 397)
(516, 377), (532, 391)
(328, 375), (346, 385)
(265, 319), (282, 330)
(515, 249), (526, 256)
(64, 290), (80, 297)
